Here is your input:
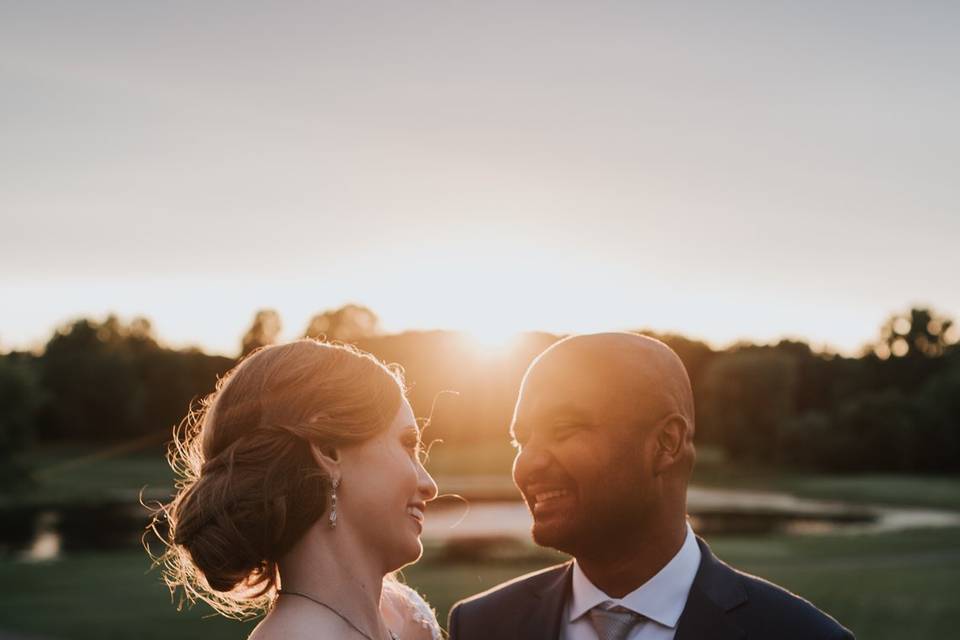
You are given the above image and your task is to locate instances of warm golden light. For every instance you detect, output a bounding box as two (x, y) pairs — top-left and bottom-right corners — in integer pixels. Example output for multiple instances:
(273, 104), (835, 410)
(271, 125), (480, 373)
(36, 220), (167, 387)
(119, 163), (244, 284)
(459, 327), (522, 356)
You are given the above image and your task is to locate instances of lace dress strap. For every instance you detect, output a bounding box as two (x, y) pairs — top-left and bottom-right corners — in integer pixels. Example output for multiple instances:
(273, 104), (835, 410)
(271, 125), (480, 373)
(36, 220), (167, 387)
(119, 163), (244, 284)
(382, 580), (442, 640)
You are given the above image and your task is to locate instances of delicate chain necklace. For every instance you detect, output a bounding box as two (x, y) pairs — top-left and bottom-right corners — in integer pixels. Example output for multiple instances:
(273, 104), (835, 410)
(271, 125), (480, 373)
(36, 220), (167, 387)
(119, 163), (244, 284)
(277, 589), (400, 640)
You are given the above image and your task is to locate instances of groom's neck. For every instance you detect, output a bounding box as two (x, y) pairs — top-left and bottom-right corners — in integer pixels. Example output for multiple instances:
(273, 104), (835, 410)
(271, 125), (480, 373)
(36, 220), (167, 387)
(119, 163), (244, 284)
(574, 515), (688, 598)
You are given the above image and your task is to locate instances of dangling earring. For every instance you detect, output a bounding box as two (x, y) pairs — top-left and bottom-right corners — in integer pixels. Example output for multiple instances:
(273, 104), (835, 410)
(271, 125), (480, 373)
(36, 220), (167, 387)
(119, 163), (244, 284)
(328, 478), (340, 529)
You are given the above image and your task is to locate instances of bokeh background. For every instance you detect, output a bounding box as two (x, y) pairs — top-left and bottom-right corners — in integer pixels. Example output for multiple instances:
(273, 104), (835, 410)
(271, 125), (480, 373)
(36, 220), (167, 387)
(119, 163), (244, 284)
(2, 2), (959, 639)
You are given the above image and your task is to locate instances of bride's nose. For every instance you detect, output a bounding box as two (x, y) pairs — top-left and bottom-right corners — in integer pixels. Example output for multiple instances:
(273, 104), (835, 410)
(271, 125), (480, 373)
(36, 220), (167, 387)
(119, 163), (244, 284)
(417, 464), (439, 502)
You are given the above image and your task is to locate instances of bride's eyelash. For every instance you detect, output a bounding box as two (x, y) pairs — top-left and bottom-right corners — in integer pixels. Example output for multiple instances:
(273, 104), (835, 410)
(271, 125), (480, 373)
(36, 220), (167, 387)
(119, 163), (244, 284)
(402, 433), (424, 454)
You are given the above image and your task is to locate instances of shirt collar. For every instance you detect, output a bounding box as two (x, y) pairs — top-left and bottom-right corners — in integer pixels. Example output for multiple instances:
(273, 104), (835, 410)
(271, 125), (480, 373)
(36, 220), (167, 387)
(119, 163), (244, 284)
(568, 523), (701, 629)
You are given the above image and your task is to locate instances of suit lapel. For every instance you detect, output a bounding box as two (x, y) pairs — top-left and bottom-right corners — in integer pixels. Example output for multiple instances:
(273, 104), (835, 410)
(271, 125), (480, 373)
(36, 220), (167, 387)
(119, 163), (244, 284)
(519, 562), (573, 640)
(674, 538), (747, 640)
(674, 582), (746, 640)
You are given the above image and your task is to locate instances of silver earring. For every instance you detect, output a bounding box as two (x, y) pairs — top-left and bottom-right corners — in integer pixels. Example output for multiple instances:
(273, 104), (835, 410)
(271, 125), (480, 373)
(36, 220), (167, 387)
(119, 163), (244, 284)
(328, 478), (340, 529)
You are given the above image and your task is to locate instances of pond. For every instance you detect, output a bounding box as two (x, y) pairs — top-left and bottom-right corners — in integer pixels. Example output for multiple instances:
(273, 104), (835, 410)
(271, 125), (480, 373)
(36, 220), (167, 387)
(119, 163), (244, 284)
(3, 486), (959, 562)
(423, 485), (960, 542)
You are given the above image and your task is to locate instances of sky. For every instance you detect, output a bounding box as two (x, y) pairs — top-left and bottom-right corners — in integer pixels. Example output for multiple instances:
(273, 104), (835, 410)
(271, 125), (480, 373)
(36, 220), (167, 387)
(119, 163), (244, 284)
(2, 1), (958, 356)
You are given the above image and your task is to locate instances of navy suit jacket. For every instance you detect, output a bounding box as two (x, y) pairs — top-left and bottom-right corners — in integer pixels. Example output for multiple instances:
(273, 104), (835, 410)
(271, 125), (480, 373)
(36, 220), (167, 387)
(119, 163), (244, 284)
(448, 537), (854, 640)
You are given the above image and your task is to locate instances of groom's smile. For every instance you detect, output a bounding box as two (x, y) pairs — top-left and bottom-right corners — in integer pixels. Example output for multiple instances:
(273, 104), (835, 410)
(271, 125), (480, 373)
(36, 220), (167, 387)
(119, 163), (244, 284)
(526, 485), (575, 518)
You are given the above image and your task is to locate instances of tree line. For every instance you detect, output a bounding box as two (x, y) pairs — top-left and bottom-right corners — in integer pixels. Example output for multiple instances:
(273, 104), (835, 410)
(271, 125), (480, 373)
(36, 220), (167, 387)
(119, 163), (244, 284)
(1, 305), (957, 475)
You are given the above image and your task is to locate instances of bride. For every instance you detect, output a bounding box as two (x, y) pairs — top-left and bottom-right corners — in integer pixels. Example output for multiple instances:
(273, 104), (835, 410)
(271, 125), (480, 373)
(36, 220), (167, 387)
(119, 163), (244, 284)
(151, 339), (441, 639)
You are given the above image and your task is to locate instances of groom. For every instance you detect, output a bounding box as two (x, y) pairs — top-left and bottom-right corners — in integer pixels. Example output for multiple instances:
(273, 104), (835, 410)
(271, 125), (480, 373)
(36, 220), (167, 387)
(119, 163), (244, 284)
(448, 333), (853, 640)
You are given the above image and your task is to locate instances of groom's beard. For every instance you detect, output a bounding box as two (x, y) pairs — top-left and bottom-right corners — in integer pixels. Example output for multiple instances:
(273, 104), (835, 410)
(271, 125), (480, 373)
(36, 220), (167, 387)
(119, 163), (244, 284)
(530, 487), (649, 558)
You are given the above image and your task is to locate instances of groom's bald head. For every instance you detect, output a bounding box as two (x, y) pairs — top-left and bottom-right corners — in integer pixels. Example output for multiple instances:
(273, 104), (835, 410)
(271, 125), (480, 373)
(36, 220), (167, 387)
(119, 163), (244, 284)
(516, 332), (695, 458)
(511, 332), (697, 557)
(547, 332), (692, 418)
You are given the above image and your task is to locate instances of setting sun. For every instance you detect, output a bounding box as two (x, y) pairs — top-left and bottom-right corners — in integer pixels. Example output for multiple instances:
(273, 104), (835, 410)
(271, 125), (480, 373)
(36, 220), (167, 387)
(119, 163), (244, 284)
(459, 326), (522, 355)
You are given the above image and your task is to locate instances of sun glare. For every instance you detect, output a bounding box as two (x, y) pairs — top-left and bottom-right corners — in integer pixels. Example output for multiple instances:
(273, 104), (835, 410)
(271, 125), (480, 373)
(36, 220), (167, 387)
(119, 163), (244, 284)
(460, 326), (522, 355)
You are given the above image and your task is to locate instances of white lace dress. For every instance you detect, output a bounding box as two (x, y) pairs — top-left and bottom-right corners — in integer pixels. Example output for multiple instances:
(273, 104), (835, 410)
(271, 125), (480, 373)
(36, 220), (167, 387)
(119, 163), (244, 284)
(382, 579), (443, 640)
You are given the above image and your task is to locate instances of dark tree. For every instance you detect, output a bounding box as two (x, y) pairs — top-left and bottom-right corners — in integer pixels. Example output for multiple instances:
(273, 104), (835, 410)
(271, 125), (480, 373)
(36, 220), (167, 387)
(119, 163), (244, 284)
(38, 317), (146, 440)
(241, 309), (282, 357)
(701, 348), (798, 462)
(0, 352), (44, 480)
(303, 304), (380, 343)
(876, 307), (955, 359)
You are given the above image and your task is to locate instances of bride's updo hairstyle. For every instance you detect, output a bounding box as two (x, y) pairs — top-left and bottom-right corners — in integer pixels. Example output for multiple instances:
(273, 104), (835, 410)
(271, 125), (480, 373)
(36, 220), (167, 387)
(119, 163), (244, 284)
(149, 339), (406, 619)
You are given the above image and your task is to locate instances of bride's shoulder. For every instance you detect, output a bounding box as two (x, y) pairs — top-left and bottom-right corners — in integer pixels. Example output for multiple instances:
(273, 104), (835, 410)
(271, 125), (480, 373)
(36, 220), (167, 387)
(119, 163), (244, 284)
(382, 579), (443, 640)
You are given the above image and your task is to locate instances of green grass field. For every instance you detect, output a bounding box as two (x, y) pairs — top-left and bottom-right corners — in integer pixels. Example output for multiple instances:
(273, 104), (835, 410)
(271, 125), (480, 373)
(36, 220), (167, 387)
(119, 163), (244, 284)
(1, 527), (958, 639)
(5, 444), (175, 507)
(689, 446), (960, 512)
(3, 445), (960, 639)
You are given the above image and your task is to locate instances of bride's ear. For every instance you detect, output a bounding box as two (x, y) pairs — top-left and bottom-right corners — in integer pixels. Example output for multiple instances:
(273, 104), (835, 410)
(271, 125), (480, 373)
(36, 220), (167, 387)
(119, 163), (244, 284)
(309, 443), (342, 482)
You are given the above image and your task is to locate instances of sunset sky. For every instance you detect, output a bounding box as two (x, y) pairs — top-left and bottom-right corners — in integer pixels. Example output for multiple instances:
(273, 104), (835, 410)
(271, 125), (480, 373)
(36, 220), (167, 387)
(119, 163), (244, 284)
(3, 2), (958, 356)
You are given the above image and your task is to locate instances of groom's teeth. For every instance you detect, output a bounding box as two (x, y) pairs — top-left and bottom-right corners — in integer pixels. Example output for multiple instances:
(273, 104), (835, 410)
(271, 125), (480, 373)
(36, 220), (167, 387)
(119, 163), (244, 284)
(535, 490), (569, 503)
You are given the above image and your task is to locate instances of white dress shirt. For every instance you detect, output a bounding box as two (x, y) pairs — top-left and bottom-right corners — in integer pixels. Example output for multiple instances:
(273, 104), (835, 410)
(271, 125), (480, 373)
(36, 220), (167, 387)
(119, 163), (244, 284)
(560, 523), (701, 640)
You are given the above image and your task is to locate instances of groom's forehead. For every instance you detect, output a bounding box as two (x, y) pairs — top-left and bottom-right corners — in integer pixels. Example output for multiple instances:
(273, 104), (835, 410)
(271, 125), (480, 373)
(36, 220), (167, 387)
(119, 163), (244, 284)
(515, 363), (635, 425)
(515, 396), (595, 424)
(520, 346), (628, 401)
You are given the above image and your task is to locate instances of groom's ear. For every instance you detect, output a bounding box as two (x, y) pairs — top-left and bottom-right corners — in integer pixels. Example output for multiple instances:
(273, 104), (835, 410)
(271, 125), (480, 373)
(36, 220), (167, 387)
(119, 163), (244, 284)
(309, 442), (342, 482)
(652, 414), (689, 475)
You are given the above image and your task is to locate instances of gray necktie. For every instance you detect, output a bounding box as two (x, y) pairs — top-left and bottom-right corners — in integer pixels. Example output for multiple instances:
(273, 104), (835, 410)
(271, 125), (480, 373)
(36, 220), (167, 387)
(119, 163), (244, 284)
(588, 604), (643, 640)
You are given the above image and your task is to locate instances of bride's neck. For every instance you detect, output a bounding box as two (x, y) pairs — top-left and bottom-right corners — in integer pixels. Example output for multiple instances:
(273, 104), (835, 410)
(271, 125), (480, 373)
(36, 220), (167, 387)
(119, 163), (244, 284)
(277, 520), (386, 625)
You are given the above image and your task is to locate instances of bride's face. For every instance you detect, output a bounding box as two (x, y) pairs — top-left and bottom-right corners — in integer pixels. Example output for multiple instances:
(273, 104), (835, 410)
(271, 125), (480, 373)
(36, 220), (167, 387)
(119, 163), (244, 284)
(340, 398), (438, 570)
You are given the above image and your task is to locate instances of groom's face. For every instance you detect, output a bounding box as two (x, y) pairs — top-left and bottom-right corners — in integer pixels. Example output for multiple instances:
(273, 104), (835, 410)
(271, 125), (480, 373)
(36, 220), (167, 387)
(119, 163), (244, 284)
(510, 350), (659, 555)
